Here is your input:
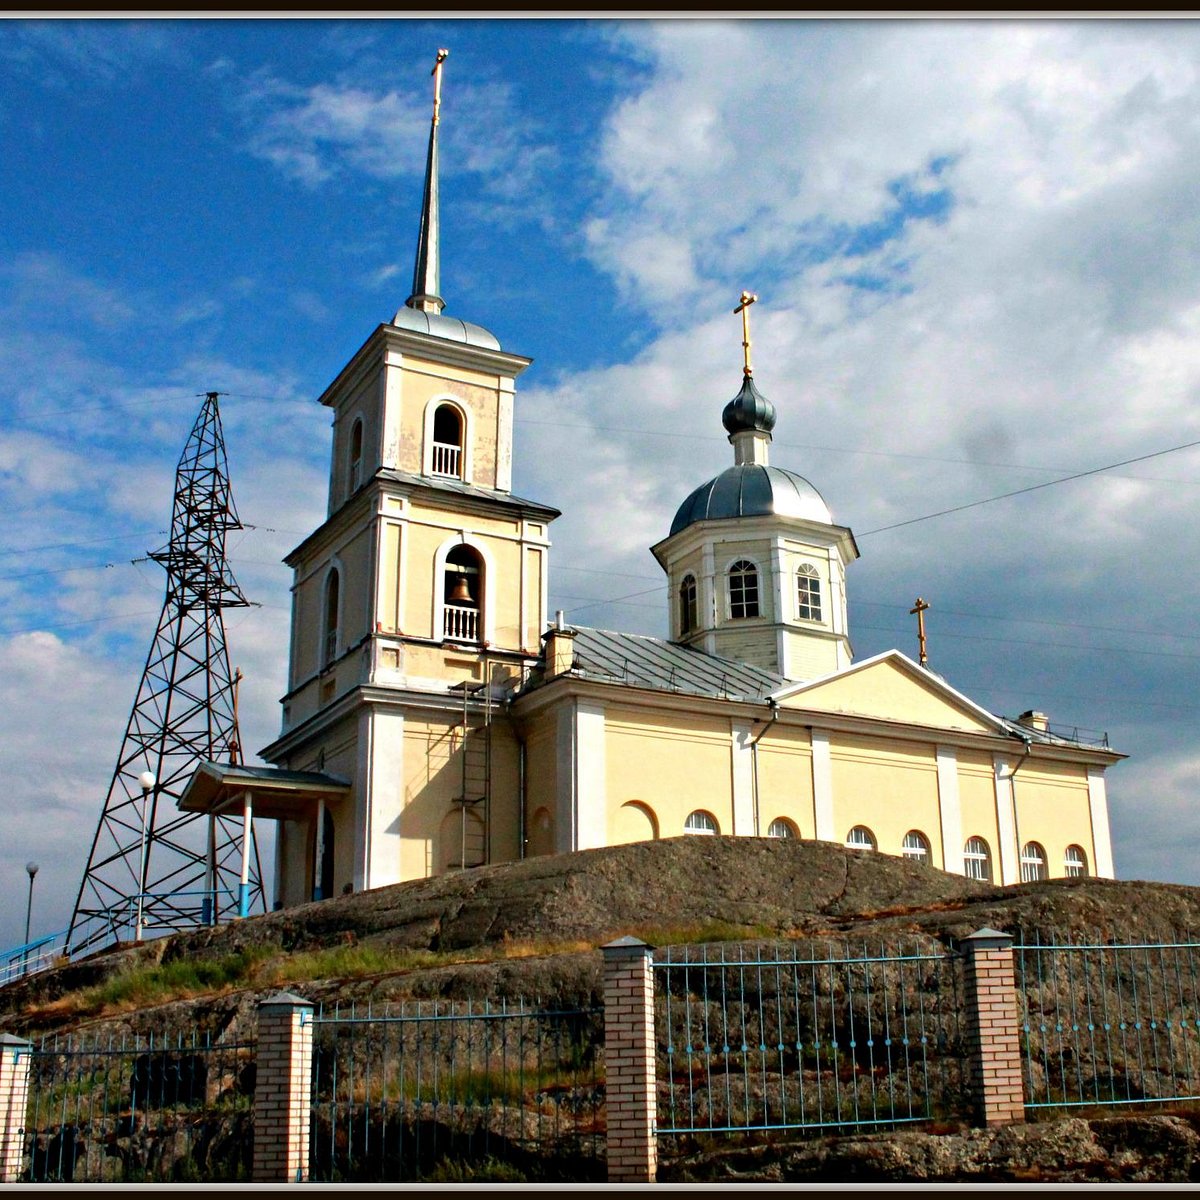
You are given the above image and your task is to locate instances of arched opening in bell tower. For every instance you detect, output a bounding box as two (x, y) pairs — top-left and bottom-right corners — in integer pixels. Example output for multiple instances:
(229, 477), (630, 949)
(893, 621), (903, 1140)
(443, 544), (484, 642)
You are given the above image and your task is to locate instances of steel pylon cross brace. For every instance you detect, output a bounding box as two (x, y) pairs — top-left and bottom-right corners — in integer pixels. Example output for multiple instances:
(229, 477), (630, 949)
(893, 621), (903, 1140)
(67, 391), (265, 956)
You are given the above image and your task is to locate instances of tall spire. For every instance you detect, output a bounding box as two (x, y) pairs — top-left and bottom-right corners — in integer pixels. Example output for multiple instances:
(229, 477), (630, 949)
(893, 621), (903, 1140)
(405, 49), (449, 316)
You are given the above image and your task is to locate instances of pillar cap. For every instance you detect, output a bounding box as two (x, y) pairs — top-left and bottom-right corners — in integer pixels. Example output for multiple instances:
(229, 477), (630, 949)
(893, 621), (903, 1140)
(962, 927), (1013, 951)
(0, 1032), (32, 1048)
(258, 991), (314, 1010)
(602, 935), (653, 958)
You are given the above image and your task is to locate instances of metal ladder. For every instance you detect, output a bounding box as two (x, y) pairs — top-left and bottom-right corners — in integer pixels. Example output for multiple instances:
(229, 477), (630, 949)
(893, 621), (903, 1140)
(449, 667), (492, 870)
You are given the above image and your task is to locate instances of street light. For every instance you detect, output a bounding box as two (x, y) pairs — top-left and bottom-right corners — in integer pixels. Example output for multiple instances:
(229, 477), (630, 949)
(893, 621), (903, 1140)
(22, 861), (38, 974)
(134, 770), (156, 942)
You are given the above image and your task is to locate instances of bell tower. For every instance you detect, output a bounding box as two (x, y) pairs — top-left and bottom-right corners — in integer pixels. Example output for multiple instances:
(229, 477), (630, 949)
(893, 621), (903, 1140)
(262, 50), (559, 897)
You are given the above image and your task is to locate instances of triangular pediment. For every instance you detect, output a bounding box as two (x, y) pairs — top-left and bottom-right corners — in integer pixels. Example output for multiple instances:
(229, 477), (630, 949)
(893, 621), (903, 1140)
(772, 651), (1005, 735)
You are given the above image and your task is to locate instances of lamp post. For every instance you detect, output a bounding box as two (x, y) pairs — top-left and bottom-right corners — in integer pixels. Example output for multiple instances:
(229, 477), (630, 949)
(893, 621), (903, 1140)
(22, 861), (38, 974)
(134, 770), (156, 942)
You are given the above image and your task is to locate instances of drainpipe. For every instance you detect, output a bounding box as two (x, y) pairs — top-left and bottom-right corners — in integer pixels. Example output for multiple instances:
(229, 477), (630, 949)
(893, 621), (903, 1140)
(749, 699), (780, 838)
(1008, 732), (1033, 880)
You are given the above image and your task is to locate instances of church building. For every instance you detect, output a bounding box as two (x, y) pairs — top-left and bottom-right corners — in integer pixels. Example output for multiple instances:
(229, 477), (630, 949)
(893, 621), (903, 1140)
(181, 53), (1120, 906)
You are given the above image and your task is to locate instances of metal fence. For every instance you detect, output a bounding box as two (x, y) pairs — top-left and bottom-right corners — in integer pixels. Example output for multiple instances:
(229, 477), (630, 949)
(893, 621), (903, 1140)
(1016, 936), (1200, 1112)
(21, 1029), (255, 1183)
(307, 999), (606, 1183)
(654, 940), (967, 1141)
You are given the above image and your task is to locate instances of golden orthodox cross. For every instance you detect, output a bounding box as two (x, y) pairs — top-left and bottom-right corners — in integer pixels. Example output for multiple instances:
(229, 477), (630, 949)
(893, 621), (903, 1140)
(910, 597), (930, 666)
(432, 49), (449, 126)
(734, 290), (758, 377)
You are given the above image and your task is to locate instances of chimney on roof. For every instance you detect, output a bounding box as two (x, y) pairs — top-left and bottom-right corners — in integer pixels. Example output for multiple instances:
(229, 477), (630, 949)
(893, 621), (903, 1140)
(1017, 709), (1049, 733)
(543, 612), (577, 679)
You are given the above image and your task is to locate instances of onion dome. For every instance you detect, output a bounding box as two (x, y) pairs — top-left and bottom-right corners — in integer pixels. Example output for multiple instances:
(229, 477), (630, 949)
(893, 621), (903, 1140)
(722, 375), (777, 436)
(670, 463), (832, 536)
(391, 305), (501, 350)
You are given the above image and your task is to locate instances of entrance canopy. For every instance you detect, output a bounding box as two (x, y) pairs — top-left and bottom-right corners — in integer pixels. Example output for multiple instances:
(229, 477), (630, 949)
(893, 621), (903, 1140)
(179, 762), (350, 820)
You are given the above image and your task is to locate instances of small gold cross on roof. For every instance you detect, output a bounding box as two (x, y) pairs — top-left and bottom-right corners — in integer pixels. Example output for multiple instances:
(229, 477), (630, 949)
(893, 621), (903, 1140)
(734, 290), (758, 377)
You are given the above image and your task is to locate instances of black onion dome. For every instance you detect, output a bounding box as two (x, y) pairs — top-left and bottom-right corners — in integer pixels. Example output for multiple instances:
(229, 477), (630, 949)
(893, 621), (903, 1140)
(721, 375), (777, 436)
(670, 464), (832, 536)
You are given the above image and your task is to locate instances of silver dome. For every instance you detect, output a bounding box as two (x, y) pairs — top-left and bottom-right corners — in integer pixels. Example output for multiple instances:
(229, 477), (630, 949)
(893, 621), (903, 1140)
(390, 305), (501, 351)
(670, 463), (833, 536)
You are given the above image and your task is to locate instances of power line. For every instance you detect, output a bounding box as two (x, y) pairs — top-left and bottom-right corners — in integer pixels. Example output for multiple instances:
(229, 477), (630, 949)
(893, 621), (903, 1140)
(857, 436), (1200, 537)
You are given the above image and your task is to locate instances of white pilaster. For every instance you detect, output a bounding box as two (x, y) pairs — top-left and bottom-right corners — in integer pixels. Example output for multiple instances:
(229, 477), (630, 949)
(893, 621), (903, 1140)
(731, 722), (756, 836)
(496, 382), (514, 492)
(993, 756), (1019, 885)
(936, 746), (964, 875)
(354, 707), (405, 891)
(1087, 768), (1116, 879)
(576, 701), (608, 850)
(381, 348), (404, 469)
(812, 730), (835, 842)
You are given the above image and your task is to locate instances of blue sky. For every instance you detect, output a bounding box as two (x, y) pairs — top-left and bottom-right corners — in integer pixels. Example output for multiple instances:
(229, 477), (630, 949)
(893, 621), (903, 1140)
(5, 17), (1200, 950)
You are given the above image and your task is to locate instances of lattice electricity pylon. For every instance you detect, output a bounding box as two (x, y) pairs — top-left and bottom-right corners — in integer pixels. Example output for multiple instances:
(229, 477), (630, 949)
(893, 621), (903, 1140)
(67, 392), (265, 957)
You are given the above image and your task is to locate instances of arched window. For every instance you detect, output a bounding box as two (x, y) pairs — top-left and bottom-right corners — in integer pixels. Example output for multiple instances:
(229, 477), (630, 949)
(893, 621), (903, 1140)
(348, 418), (364, 493)
(684, 810), (719, 835)
(796, 562), (822, 621)
(443, 545), (483, 643)
(728, 560), (760, 619)
(322, 568), (340, 667)
(767, 817), (797, 839)
(902, 830), (930, 864)
(964, 836), (993, 883)
(679, 574), (698, 636)
(1064, 845), (1089, 878)
(431, 403), (464, 479)
(1020, 841), (1048, 882)
(845, 825), (876, 851)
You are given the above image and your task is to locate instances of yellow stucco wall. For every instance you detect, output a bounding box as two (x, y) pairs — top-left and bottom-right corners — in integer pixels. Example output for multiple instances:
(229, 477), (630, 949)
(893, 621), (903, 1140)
(1013, 760), (1096, 876)
(394, 361), (506, 488)
(957, 748), (1002, 878)
(523, 710), (559, 856)
(605, 706), (733, 839)
(829, 733), (942, 860)
(755, 726), (816, 838)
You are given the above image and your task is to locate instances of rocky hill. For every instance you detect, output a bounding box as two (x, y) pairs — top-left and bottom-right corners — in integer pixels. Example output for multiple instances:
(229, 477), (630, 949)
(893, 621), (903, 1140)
(3, 835), (1198, 1038)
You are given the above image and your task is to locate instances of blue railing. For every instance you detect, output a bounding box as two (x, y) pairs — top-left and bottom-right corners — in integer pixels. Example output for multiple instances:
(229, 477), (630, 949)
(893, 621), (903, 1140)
(653, 939), (967, 1138)
(1016, 936), (1200, 1111)
(1, 888), (244, 989)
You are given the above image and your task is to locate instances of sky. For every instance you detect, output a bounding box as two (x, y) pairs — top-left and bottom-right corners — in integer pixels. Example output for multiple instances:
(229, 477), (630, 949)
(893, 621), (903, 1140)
(3, 16), (1200, 951)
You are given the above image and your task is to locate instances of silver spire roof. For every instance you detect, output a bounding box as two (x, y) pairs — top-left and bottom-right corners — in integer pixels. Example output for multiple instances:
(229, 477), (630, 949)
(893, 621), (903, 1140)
(404, 49), (447, 316)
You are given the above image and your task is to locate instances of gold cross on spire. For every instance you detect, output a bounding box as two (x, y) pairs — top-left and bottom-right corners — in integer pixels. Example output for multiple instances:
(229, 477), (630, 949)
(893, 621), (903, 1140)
(909, 597), (930, 666)
(431, 48), (449, 126)
(734, 290), (758, 377)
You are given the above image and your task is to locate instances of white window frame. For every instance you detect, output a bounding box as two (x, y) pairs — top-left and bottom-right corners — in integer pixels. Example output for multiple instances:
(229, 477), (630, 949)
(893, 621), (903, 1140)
(679, 573), (699, 636)
(321, 562), (343, 668)
(767, 817), (797, 839)
(1020, 841), (1048, 882)
(964, 836), (993, 883)
(845, 825), (876, 851)
(347, 415), (365, 496)
(901, 830), (930, 864)
(796, 561), (822, 622)
(1063, 845), (1088, 878)
(726, 557), (762, 620)
(684, 810), (719, 835)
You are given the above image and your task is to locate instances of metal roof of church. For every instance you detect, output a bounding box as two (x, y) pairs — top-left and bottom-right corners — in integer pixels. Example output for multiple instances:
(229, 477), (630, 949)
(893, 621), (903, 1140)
(377, 469), (561, 518)
(557, 626), (787, 701)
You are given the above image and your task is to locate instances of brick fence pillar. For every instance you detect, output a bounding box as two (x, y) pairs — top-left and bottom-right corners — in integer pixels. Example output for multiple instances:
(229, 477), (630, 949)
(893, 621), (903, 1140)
(961, 927), (1025, 1127)
(602, 936), (657, 1184)
(253, 992), (314, 1182)
(0, 1033), (32, 1183)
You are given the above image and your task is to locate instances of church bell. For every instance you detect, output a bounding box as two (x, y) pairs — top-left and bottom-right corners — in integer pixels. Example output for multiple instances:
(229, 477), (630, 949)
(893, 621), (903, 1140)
(448, 571), (474, 605)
